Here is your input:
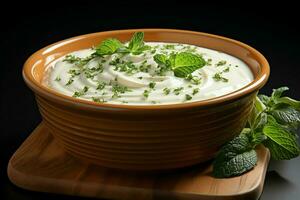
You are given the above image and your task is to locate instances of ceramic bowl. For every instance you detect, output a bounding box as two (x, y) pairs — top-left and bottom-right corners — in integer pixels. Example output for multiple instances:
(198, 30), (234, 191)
(23, 29), (269, 170)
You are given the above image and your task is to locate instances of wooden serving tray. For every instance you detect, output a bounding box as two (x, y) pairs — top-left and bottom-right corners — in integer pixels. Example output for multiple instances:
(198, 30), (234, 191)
(7, 122), (270, 200)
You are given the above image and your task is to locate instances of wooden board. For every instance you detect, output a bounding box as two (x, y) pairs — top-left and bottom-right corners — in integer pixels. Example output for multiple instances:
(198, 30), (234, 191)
(7, 122), (270, 200)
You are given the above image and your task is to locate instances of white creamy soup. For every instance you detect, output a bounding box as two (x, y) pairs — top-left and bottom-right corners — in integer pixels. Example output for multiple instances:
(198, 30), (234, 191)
(45, 33), (253, 105)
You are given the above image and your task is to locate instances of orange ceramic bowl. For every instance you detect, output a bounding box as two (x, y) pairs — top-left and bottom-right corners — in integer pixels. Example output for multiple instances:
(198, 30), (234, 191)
(23, 29), (269, 171)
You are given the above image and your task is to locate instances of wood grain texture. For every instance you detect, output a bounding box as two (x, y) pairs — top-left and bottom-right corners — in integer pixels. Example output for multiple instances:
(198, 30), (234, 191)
(8, 122), (270, 200)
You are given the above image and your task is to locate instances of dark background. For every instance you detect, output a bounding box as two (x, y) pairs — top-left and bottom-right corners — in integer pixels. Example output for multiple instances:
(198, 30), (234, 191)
(1, 2), (300, 200)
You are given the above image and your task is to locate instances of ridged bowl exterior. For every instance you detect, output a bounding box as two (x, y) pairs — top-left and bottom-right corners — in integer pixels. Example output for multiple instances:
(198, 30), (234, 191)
(36, 93), (255, 170)
(23, 29), (269, 170)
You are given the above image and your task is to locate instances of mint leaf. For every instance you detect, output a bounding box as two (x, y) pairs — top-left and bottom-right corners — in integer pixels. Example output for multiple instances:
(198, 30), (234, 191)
(271, 104), (300, 126)
(241, 127), (266, 146)
(136, 45), (151, 52)
(128, 32), (144, 51)
(214, 87), (300, 178)
(174, 52), (204, 68)
(213, 150), (257, 178)
(127, 32), (150, 55)
(275, 97), (300, 110)
(249, 97), (266, 129)
(153, 54), (173, 75)
(271, 87), (289, 100)
(153, 54), (168, 65)
(173, 52), (206, 77)
(252, 131), (267, 145)
(258, 94), (271, 106)
(253, 112), (268, 131)
(154, 52), (206, 77)
(263, 115), (300, 160)
(213, 133), (257, 178)
(247, 100), (268, 146)
(255, 96), (267, 113)
(169, 52), (176, 67)
(241, 128), (251, 135)
(260, 87), (300, 111)
(95, 38), (123, 55)
(95, 32), (150, 56)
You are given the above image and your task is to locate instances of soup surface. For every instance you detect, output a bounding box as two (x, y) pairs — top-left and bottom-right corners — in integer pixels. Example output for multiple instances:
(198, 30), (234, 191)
(45, 39), (253, 105)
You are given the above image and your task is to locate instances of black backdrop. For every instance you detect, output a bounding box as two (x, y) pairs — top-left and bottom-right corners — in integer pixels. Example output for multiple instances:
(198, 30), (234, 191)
(1, 2), (300, 200)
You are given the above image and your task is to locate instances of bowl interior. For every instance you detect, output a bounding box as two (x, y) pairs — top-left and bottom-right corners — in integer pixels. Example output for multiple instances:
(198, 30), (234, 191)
(23, 29), (269, 109)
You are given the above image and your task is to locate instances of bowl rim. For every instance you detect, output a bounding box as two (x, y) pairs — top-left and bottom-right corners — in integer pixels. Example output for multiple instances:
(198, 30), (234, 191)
(23, 28), (270, 110)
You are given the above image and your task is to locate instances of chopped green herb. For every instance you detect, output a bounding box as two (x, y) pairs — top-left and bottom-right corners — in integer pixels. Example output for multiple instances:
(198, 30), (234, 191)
(143, 89), (150, 98)
(63, 54), (80, 63)
(216, 60), (227, 66)
(163, 88), (170, 95)
(109, 58), (120, 66)
(223, 67), (230, 72)
(137, 76), (143, 80)
(182, 45), (197, 53)
(149, 82), (156, 89)
(206, 58), (212, 66)
(150, 49), (156, 54)
(68, 69), (81, 77)
(139, 63), (151, 73)
(65, 78), (74, 86)
(63, 54), (96, 68)
(73, 86), (89, 97)
(84, 63), (104, 79)
(185, 74), (201, 85)
(55, 76), (61, 81)
(92, 97), (106, 103)
(155, 63), (172, 76)
(163, 44), (175, 50)
(192, 88), (199, 95)
(97, 82), (107, 90)
(111, 84), (131, 98)
(110, 58), (138, 75)
(235, 65), (239, 67)
(213, 72), (228, 82)
(185, 94), (192, 101)
(173, 87), (184, 95)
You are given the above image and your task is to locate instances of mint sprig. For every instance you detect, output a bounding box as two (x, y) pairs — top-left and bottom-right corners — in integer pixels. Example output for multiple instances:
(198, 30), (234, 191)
(95, 32), (150, 56)
(213, 132), (258, 178)
(95, 38), (124, 55)
(154, 52), (206, 78)
(95, 32), (205, 78)
(173, 52), (206, 77)
(213, 87), (300, 178)
(263, 115), (300, 160)
(128, 32), (151, 55)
